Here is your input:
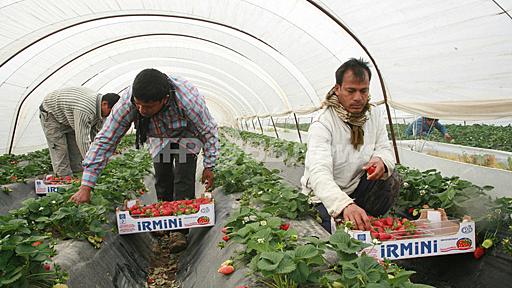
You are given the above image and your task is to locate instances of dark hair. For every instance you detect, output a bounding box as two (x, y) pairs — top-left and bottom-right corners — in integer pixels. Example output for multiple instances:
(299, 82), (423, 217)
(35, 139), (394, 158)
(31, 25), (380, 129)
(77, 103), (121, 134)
(101, 93), (120, 108)
(132, 68), (171, 102)
(335, 58), (371, 85)
(131, 69), (181, 149)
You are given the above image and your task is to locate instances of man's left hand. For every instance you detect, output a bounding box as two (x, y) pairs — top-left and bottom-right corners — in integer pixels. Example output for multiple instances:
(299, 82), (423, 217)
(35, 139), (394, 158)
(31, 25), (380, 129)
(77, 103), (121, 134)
(362, 157), (386, 181)
(201, 168), (214, 191)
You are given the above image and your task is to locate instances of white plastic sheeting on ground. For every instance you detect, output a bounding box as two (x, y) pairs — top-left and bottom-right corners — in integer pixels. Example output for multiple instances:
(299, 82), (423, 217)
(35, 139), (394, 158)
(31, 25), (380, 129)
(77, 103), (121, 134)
(0, 0), (511, 153)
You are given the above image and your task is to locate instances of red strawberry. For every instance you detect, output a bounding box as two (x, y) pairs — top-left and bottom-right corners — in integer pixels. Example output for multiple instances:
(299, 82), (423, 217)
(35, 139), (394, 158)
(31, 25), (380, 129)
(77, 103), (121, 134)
(372, 220), (383, 227)
(367, 165), (376, 175)
(10, 175), (17, 182)
(222, 235), (230, 242)
(474, 247), (485, 259)
(147, 277), (155, 284)
(43, 263), (52, 271)
(221, 227), (230, 234)
(31, 241), (42, 247)
(280, 223), (290, 231)
(218, 265), (235, 275)
(408, 207), (415, 215)
(378, 233), (392, 240)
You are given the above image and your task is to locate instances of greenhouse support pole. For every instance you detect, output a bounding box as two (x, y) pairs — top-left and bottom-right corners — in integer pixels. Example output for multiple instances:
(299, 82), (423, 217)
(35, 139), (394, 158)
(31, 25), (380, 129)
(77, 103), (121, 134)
(293, 113), (303, 143)
(270, 116), (279, 139)
(251, 119), (256, 131)
(307, 0), (399, 163)
(245, 120), (250, 131)
(384, 103), (400, 163)
(257, 116), (264, 134)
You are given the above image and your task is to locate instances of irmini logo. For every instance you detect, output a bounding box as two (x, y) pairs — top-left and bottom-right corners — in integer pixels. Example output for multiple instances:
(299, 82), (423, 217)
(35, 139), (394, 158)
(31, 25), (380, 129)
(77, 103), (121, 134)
(136, 218), (183, 231)
(381, 240), (438, 258)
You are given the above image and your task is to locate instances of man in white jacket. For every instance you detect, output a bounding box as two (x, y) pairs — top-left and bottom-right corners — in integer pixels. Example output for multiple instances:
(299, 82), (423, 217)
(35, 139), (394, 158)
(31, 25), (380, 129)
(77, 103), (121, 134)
(301, 58), (401, 233)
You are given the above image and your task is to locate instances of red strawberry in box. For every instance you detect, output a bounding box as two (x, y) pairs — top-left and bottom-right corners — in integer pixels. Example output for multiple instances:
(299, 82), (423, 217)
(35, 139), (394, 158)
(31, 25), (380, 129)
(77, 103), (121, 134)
(126, 197), (212, 218)
(44, 174), (76, 185)
(368, 216), (430, 241)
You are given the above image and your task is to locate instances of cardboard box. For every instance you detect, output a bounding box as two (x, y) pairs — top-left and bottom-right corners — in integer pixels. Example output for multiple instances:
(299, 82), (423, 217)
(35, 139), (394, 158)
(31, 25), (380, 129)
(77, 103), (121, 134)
(34, 179), (71, 195)
(116, 202), (215, 235)
(348, 210), (475, 260)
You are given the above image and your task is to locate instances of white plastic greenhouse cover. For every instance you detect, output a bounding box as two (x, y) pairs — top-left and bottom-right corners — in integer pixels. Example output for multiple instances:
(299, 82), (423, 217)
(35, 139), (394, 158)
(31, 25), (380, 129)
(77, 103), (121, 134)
(0, 0), (511, 154)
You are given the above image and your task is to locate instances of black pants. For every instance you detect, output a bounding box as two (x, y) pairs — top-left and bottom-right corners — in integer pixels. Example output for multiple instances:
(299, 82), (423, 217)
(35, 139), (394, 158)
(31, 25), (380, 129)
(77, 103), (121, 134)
(315, 171), (402, 233)
(153, 146), (197, 234)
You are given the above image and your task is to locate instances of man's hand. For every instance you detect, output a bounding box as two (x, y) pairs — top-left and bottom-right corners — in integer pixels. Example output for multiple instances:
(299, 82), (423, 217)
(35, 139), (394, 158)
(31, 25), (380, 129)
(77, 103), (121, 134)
(362, 156), (386, 181)
(341, 203), (371, 231)
(69, 186), (92, 205)
(444, 133), (453, 142)
(201, 168), (214, 192)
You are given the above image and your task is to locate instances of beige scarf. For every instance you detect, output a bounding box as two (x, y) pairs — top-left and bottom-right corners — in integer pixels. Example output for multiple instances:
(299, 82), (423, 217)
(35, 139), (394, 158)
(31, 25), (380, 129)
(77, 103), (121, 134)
(322, 87), (371, 149)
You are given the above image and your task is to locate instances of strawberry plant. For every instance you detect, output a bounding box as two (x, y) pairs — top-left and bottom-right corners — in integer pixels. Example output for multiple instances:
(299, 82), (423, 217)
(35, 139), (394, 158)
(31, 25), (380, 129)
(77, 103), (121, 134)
(0, 217), (67, 287)
(0, 149), (52, 185)
(275, 122), (311, 132)
(223, 128), (306, 166)
(215, 140), (311, 219)
(394, 165), (495, 217)
(216, 135), (432, 288)
(392, 123), (512, 152)
(0, 145), (152, 286)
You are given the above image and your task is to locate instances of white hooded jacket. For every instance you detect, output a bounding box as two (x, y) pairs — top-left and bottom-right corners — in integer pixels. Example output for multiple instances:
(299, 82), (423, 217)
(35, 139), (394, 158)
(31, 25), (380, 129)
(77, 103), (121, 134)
(300, 105), (395, 217)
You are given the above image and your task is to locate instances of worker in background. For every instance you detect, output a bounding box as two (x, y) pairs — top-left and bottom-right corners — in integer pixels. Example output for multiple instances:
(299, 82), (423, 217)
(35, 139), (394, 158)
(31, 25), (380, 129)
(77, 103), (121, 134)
(405, 117), (453, 141)
(39, 87), (120, 177)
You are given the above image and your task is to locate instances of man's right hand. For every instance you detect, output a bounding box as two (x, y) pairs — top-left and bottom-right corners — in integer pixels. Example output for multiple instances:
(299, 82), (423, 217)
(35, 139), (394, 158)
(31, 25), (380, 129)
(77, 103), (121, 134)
(341, 203), (371, 231)
(69, 186), (92, 205)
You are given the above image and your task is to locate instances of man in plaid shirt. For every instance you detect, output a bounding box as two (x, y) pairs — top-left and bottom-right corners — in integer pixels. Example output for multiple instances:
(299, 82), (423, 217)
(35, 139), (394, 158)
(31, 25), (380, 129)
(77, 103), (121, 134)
(70, 68), (219, 252)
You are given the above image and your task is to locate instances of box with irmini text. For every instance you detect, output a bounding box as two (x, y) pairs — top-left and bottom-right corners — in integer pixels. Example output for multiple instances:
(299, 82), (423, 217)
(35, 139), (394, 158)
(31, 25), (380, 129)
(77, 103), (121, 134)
(348, 210), (475, 260)
(116, 198), (215, 234)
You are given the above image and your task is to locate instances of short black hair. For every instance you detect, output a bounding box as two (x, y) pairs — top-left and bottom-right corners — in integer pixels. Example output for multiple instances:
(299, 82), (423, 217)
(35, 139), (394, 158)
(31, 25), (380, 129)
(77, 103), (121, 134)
(335, 58), (371, 85)
(101, 93), (120, 108)
(132, 68), (171, 102)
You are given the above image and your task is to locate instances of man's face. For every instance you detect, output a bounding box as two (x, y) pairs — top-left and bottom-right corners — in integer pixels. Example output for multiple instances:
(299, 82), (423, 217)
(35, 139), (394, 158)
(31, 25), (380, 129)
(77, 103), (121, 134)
(101, 101), (112, 118)
(426, 119), (435, 126)
(335, 69), (369, 114)
(133, 96), (168, 117)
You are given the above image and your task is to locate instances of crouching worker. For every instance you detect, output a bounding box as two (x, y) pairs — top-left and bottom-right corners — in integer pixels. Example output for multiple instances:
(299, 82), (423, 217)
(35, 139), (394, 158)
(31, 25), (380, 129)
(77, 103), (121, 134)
(39, 87), (120, 177)
(69, 68), (219, 253)
(301, 58), (402, 233)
